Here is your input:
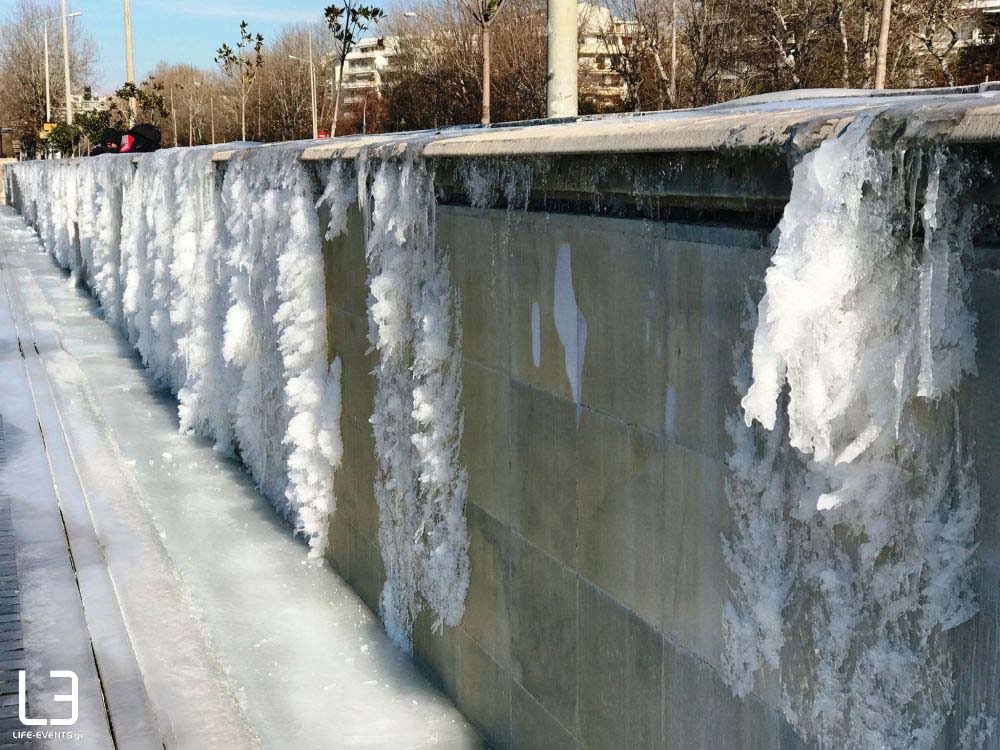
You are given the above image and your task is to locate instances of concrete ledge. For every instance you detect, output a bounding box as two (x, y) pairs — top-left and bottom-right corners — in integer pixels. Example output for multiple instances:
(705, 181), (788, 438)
(295, 88), (1000, 161)
(42, 87), (1000, 170)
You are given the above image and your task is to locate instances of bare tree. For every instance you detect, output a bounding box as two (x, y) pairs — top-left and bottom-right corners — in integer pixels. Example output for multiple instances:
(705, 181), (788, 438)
(595, 0), (677, 110)
(257, 24), (335, 142)
(215, 20), (264, 141)
(459, 0), (508, 124)
(0, 0), (96, 151)
(384, 0), (547, 129)
(325, 1), (385, 137)
(913, 0), (966, 85)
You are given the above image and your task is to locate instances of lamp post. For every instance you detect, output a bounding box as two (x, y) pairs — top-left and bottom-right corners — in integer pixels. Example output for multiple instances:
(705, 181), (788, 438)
(546, 0), (578, 117)
(169, 82), (178, 147)
(60, 0), (73, 123)
(289, 34), (318, 139)
(193, 81), (215, 145)
(186, 80), (204, 145)
(123, 0), (137, 123)
(222, 96), (230, 142)
(42, 11), (81, 123)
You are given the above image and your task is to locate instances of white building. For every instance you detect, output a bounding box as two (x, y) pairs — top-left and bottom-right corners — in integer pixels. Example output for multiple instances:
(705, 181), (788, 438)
(71, 92), (113, 116)
(335, 36), (400, 105)
(578, 2), (635, 105)
(332, 4), (633, 108)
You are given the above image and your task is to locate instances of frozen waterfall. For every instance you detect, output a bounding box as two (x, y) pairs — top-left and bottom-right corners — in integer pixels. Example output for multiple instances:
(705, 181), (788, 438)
(724, 116), (984, 747)
(8, 144), (471, 650)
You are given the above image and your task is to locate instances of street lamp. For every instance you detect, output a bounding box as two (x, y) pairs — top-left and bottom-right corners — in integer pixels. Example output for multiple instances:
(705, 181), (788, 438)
(60, 0), (74, 123)
(123, 0), (137, 123)
(41, 10), (82, 123)
(169, 82), (178, 146)
(289, 37), (318, 139)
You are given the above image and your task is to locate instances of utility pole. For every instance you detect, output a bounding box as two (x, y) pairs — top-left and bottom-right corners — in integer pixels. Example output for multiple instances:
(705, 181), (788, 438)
(170, 84), (178, 146)
(309, 34), (317, 139)
(546, 0), (578, 117)
(193, 80), (212, 145)
(874, 0), (892, 89)
(42, 12), (81, 123)
(60, 0), (73, 124)
(124, 0), (137, 123)
(43, 22), (51, 122)
(289, 34), (318, 139)
(482, 22), (491, 125)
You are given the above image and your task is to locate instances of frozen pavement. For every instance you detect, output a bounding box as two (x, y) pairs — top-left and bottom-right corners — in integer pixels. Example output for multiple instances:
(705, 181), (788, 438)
(0, 207), (482, 749)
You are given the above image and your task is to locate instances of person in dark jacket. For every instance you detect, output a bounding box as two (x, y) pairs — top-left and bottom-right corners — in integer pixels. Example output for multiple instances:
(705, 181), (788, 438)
(119, 124), (161, 153)
(89, 127), (124, 156)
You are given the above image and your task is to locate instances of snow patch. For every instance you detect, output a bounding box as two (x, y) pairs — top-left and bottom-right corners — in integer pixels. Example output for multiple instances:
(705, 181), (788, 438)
(553, 242), (587, 408)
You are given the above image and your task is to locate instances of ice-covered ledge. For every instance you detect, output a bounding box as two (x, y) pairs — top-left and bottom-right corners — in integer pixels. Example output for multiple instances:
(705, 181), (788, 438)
(211, 85), (1000, 165)
(8, 87), (1000, 749)
(105, 85), (1000, 169)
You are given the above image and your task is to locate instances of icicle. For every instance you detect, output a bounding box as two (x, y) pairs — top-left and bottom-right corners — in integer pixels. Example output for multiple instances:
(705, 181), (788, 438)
(726, 117), (982, 748)
(175, 151), (237, 454)
(12, 147), (349, 563)
(361, 150), (470, 649)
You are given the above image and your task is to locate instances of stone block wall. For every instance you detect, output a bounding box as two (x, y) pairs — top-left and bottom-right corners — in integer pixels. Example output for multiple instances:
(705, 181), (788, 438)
(321, 188), (812, 747)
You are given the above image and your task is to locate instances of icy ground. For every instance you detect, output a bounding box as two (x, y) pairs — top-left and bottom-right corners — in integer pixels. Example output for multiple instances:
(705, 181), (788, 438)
(0, 206), (481, 748)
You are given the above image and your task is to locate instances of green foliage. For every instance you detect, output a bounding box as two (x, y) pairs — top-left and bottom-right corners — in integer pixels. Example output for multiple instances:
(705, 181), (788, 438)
(215, 20), (265, 91)
(74, 109), (112, 145)
(324, 1), (385, 65)
(478, 0), (505, 25)
(115, 80), (169, 122)
(46, 122), (79, 155)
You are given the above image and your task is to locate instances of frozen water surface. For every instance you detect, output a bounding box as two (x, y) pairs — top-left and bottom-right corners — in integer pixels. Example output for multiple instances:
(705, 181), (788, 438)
(0, 207), (480, 748)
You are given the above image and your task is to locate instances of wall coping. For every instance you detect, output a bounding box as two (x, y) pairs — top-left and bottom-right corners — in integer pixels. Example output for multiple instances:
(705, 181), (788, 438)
(39, 85), (1000, 168)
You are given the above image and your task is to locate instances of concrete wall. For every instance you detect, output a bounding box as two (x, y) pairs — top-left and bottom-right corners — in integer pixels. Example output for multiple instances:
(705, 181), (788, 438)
(319, 143), (1000, 748)
(320, 174), (814, 747)
(9, 128), (1000, 747)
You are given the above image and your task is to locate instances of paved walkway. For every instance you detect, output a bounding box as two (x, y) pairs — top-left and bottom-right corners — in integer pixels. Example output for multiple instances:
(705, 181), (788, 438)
(0, 452), (33, 749)
(0, 207), (481, 749)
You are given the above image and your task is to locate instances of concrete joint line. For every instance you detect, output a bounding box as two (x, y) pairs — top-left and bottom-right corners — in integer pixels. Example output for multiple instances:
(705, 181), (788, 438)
(0, 258), (161, 749)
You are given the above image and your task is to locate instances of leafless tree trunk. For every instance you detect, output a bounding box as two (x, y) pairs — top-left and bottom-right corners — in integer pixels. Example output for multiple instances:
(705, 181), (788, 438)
(839, 0), (851, 86)
(481, 23), (491, 124)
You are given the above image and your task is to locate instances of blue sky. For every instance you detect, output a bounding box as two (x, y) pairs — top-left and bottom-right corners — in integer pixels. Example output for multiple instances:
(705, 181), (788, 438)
(0, 1), (354, 91)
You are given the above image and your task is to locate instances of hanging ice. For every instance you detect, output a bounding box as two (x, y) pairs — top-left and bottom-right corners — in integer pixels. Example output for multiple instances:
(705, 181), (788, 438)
(10, 143), (471, 648)
(221, 145), (346, 558)
(725, 117), (983, 748)
(360, 150), (470, 651)
(9, 147), (351, 562)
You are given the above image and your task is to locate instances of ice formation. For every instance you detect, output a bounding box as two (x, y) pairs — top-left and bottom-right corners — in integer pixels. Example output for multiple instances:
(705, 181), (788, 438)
(553, 242), (588, 409)
(359, 150), (469, 650)
(724, 117), (983, 747)
(9, 143), (470, 646)
(10, 147), (347, 560)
